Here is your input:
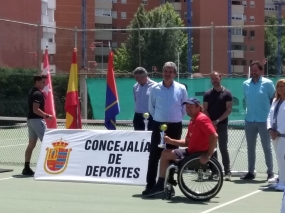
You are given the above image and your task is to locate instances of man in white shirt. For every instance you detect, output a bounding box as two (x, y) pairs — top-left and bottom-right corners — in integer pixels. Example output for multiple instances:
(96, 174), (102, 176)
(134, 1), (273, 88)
(133, 67), (157, 131)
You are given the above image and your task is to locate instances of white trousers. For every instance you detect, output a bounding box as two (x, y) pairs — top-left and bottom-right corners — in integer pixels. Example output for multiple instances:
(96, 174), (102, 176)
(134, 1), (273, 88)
(272, 137), (285, 184)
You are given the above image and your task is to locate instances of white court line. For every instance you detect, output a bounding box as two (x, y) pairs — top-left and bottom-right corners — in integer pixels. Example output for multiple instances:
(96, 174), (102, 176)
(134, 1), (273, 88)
(0, 144), (26, 148)
(200, 188), (266, 213)
(0, 138), (26, 142)
(0, 177), (13, 181)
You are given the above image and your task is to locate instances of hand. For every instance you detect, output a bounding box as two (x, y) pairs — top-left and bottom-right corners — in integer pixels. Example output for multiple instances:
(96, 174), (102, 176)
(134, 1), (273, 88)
(46, 114), (53, 120)
(199, 155), (210, 164)
(163, 135), (172, 144)
(270, 130), (278, 140)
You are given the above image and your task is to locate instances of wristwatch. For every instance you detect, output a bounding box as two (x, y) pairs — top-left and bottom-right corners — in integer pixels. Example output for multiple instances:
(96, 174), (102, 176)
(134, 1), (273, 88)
(216, 119), (219, 123)
(45, 114), (49, 118)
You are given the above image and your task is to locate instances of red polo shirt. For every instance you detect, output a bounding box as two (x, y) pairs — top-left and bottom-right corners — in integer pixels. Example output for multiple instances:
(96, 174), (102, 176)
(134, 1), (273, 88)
(187, 112), (217, 153)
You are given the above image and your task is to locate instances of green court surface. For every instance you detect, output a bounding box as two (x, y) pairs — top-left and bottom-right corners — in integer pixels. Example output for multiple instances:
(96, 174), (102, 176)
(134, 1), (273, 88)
(0, 165), (283, 213)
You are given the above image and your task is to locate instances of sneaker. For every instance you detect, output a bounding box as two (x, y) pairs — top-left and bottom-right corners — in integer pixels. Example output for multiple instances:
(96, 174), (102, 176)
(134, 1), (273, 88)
(240, 172), (255, 180)
(269, 183), (278, 189)
(267, 173), (275, 181)
(224, 173), (231, 181)
(142, 186), (153, 196)
(144, 183), (164, 197)
(22, 167), (35, 176)
(275, 183), (285, 191)
(268, 175), (279, 184)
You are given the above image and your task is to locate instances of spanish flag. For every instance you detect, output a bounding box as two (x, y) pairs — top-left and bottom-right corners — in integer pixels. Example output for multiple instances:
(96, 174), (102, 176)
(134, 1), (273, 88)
(105, 50), (120, 130)
(64, 48), (82, 129)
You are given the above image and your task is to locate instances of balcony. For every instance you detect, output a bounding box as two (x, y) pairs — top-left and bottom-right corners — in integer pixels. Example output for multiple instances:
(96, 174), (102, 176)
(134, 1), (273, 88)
(232, 19), (244, 26)
(43, 21), (56, 34)
(47, 0), (56, 9)
(41, 38), (56, 54)
(95, 31), (112, 40)
(95, 16), (112, 24)
(231, 50), (244, 58)
(231, 65), (244, 73)
(96, 0), (112, 9)
(231, 35), (244, 43)
(232, 5), (244, 13)
(41, 15), (49, 25)
(95, 47), (110, 55)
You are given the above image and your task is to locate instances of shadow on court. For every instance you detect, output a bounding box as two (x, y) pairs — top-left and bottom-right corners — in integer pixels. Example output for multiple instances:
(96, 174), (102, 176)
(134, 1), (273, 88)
(231, 179), (266, 184)
(132, 193), (220, 205)
(12, 174), (33, 178)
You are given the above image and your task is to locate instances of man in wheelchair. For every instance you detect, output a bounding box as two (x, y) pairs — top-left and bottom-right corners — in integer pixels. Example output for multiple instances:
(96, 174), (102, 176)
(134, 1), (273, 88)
(144, 97), (218, 197)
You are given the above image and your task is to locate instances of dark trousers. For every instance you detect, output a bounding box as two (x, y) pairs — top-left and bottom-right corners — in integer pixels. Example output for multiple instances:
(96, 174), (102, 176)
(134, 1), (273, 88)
(212, 123), (231, 174)
(133, 113), (154, 131)
(146, 121), (182, 188)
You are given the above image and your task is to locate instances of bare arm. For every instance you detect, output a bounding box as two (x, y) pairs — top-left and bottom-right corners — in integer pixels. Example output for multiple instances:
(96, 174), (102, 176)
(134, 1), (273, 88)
(206, 133), (218, 158)
(217, 101), (232, 122)
(33, 102), (49, 118)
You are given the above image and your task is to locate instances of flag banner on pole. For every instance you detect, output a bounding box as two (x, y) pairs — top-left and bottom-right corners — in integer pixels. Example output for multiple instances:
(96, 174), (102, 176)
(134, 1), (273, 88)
(64, 48), (82, 129)
(105, 51), (120, 130)
(42, 48), (57, 128)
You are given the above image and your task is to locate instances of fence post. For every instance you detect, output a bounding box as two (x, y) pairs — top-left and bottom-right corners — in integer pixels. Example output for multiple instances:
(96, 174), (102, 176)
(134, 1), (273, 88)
(74, 26), (78, 48)
(211, 22), (214, 73)
(37, 22), (41, 71)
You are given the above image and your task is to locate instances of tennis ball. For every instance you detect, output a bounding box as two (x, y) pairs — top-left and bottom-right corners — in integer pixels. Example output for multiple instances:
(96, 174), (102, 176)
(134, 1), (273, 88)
(143, 113), (149, 118)
(161, 124), (167, 131)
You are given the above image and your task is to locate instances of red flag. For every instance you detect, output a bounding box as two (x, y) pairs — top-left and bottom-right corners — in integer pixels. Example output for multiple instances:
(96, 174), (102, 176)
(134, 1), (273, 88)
(64, 48), (82, 129)
(41, 48), (57, 128)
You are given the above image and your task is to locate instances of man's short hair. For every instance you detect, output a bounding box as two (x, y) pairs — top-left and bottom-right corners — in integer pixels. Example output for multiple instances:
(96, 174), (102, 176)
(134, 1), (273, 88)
(133, 67), (147, 76)
(250, 61), (263, 71)
(33, 74), (47, 84)
(163, 62), (177, 73)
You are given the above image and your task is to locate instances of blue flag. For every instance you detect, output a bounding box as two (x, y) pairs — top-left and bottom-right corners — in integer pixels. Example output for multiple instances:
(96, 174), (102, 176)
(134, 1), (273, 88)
(105, 51), (120, 130)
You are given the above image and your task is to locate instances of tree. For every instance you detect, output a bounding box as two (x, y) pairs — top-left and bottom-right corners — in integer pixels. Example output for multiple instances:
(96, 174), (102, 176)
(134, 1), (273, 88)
(114, 3), (199, 73)
(265, 15), (285, 75)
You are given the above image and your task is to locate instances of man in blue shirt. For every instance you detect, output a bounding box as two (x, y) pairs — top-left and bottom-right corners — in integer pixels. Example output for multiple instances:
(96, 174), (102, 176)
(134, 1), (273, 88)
(241, 61), (276, 180)
(142, 62), (188, 196)
(132, 67), (157, 131)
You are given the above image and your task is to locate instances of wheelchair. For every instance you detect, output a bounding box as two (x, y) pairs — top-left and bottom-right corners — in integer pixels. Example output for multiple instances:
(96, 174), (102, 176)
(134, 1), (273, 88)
(163, 150), (224, 201)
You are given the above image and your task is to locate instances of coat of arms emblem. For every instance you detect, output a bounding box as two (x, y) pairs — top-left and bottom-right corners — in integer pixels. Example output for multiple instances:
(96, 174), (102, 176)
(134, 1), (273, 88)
(44, 139), (72, 174)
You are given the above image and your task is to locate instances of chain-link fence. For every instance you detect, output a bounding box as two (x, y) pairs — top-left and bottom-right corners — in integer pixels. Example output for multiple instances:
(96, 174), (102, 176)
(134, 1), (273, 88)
(0, 117), (278, 175)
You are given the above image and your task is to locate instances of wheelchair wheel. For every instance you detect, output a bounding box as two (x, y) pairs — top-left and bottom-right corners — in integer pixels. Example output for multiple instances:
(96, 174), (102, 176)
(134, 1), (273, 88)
(177, 153), (223, 201)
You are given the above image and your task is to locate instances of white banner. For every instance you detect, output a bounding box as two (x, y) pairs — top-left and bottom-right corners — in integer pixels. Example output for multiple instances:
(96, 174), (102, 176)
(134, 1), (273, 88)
(34, 129), (152, 185)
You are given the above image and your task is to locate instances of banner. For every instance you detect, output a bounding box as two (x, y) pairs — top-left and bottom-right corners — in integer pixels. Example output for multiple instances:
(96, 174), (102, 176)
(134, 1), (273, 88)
(34, 129), (152, 185)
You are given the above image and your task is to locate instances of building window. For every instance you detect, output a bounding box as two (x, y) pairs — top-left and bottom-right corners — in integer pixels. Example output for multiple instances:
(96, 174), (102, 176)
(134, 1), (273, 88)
(250, 1), (255, 8)
(112, 11), (117, 19)
(243, 15), (247, 22)
(242, 0), (247, 7)
(42, 2), (47, 15)
(95, 56), (109, 63)
(249, 46), (255, 51)
(232, 28), (242, 36)
(232, 44), (247, 51)
(121, 12), (126, 19)
(95, 9), (112, 17)
(47, 9), (54, 22)
(112, 42), (118, 49)
(250, 30), (255, 37)
(242, 59), (247, 66)
(121, 28), (126, 33)
(242, 30), (247, 36)
(112, 26), (118, 33)
(142, 0), (148, 5)
(250, 16), (255, 22)
(113, 0), (117, 2)
(121, 0), (126, 3)
(95, 24), (112, 29)
(232, 13), (243, 20)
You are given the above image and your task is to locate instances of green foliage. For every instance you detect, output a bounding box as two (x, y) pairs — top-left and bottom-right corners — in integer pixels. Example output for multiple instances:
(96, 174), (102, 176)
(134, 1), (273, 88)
(114, 3), (199, 73)
(265, 16), (285, 75)
(0, 68), (93, 120)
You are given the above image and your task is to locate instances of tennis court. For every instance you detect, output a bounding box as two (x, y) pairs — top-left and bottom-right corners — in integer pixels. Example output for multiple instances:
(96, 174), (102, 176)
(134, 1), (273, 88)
(0, 165), (282, 213)
(0, 117), (282, 212)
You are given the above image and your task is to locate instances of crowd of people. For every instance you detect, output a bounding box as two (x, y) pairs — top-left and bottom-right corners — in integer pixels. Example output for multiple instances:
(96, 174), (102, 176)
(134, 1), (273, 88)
(132, 61), (285, 197)
(22, 60), (285, 200)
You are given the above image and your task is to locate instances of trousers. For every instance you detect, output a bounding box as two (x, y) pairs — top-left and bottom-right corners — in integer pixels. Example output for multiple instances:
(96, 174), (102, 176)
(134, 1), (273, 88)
(145, 121), (182, 188)
(245, 121), (273, 174)
(272, 137), (285, 184)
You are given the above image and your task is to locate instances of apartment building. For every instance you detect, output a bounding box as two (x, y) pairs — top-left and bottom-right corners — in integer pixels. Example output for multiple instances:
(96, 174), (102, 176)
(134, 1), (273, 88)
(94, 0), (265, 75)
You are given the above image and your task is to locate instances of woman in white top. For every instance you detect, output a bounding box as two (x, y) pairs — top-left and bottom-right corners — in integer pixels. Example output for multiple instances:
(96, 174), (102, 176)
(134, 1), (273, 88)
(267, 79), (285, 191)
